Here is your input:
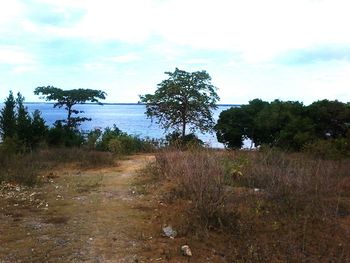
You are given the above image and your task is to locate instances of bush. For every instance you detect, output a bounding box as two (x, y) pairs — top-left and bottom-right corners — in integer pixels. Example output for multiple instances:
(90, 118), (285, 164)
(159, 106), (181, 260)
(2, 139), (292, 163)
(96, 125), (154, 154)
(47, 123), (84, 147)
(165, 132), (204, 150)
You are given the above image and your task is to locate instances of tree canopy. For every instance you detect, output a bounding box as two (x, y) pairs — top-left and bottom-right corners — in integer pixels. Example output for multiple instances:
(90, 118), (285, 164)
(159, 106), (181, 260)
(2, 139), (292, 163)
(34, 86), (106, 129)
(140, 68), (219, 137)
(215, 99), (350, 150)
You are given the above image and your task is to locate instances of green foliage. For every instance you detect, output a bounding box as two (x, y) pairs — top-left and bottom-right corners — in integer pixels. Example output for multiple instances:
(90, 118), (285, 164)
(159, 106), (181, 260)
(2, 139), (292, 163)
(30, 110), (48, 148)
(307, 99), (350, 139)
(34, 86), (106, 129)
(47, 122), (84, 147)
(0, 91), (16, 140)
(0, 91), (48, 152)
(86, 128), (102, 150)
(16, 92), (33, 147)
(140, 68), (219, 137)
(216, 98), (350, 154)
(95, 125), (154, 154)
(165, 131), (204, 149)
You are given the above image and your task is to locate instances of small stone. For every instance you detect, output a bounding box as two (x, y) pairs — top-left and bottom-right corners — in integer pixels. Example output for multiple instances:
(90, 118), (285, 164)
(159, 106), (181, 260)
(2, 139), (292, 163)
(181, 245), (192, 257)
(162, 225), (177, 238)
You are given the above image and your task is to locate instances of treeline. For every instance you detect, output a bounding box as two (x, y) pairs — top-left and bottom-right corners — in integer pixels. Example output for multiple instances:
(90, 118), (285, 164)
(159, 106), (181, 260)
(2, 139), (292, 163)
(216, 99), (350, 157)
(0, 91), (153, 154)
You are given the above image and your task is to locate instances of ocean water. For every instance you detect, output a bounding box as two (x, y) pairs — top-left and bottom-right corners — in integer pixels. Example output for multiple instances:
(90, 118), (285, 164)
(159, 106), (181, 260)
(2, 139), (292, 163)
(23, 103), (234, 147)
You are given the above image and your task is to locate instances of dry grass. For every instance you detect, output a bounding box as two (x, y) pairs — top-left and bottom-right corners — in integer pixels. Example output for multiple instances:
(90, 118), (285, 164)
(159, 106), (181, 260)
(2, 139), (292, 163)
(150, 148), (350, 262)
(155, 149), (231, 229)
(0, 147), (115, 186)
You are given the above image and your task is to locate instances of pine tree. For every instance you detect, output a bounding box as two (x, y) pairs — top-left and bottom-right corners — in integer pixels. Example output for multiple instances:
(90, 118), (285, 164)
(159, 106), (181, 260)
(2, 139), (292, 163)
(16, 92), (32, 147)
(0, 91), (17, 140)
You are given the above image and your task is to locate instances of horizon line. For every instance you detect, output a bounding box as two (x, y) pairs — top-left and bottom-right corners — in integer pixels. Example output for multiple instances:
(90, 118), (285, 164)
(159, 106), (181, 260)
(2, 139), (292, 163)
(23, 102), (241, 106)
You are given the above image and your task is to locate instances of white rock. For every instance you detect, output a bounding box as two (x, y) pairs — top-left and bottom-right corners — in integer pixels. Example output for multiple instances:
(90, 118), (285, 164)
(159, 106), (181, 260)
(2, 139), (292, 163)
(181, 245), (192, 257)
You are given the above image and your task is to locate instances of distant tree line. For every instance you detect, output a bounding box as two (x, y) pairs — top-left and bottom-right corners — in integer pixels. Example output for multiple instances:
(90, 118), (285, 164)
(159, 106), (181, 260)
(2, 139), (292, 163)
(215, 98), (350, 153)
(0, 88), (153, 155)
(1, 68), (349, 157)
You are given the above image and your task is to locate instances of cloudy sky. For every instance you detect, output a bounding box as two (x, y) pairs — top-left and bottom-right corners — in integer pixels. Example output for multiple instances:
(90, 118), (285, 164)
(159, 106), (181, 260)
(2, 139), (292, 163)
(1, 0), (350, 104)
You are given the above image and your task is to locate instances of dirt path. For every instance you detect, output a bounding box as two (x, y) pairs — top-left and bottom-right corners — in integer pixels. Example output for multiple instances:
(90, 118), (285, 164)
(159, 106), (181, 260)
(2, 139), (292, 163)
(0, 154), (160, 263)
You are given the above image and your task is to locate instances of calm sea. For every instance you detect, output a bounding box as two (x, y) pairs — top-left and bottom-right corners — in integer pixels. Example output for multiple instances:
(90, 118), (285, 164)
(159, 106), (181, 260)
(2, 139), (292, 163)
(21, 103), (235, 148)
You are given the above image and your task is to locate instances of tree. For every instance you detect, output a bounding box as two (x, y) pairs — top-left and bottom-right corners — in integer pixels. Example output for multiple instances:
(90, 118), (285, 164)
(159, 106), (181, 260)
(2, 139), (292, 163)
(216, 99), (317, 151)
(34, 86), (106, 129)
(306, 100), (350, 139)
(16, 92), (32, 146)
(0, 91), (17, 140)
(140, 68), (219, 137)
(0, 91), (47, 151)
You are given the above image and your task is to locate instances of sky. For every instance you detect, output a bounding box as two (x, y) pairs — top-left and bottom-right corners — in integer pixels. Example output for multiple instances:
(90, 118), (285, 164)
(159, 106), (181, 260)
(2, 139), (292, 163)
(0, 0), (350, 104)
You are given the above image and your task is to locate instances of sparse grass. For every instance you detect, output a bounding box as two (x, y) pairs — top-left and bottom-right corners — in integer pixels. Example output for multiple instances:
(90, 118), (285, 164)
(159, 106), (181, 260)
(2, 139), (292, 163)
(149, 148), (350, 261)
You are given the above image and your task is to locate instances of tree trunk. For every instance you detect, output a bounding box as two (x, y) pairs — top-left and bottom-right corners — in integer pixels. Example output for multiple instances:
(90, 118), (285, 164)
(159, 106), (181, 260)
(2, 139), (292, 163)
(182, 120), (186, 138)
(67, 106), (72, 129)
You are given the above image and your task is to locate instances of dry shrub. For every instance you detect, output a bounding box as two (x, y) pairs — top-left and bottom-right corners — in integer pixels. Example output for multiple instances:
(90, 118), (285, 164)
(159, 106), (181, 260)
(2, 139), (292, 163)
(155, 149), (229, 228)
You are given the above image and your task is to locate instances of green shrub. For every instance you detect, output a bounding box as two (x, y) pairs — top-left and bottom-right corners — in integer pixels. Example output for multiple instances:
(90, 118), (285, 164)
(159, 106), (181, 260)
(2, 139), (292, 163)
(165, 132), (204, 149)
(47, 123), (84, 147)
(96, 125), (155, 154)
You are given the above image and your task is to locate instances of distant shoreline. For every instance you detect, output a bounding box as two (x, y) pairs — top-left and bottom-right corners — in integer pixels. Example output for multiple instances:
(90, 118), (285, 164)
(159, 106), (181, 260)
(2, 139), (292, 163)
(23, 102), (241, 107)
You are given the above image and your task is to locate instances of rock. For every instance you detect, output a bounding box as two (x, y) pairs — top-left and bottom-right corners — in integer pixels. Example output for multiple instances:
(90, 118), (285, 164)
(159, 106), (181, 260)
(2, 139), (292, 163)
(162, 225), (177, 238)
(181, 245), (192, 257)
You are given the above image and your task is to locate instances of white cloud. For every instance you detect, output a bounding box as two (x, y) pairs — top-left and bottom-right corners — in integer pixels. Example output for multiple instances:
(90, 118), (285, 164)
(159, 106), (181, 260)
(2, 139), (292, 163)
(0, 0), (24, 25)
(109, 53), (141, 63)
(154, 0), (350, 62)
(22, 0), (350, 63)
(0, 46), (35, 65)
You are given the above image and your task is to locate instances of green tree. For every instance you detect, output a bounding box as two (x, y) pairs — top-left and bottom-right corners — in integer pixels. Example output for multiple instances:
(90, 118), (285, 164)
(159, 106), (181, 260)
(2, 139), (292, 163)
(34, 86), (106, 129)
(0, 91), (47, 151)
(16, 92), (32, 147)
(215, 99), (269, 149)
(0, 91), (17, 140)
(216, 99), (316, 151)
(140, 68), (219, 137)
(306, 100), (350, 139)
(30, 110), (48, 148)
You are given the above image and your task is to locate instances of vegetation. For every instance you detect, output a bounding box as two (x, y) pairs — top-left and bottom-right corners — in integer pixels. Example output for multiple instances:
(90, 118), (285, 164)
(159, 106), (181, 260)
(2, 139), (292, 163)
(1, 77), (350, 260)
(92, 125), (155, 155)
(215, 98), (350, 153)
(34, 86), (106, 129)
(140, 68), (219, 139)
(149, 148), (350, 261)
(0, 91), (48, 152)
